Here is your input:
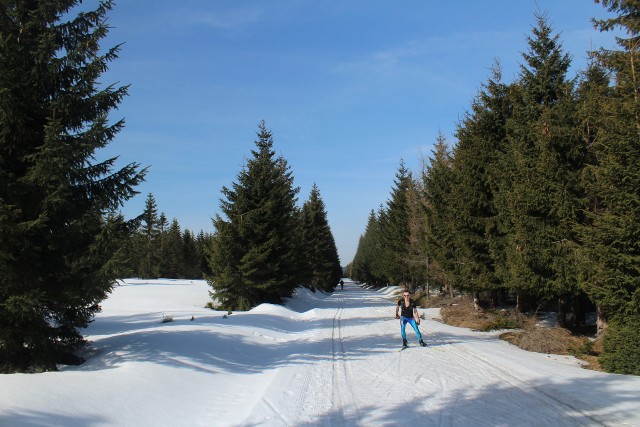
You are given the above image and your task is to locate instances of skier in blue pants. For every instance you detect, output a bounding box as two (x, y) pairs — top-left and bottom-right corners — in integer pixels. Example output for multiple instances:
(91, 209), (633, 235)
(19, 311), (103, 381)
(395, 289), (426, 348)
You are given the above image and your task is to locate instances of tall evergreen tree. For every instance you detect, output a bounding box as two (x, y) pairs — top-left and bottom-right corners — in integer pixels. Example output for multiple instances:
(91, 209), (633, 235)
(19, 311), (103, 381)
(182, 229), (200, 278)
(0, 0), (145, 372)
(301, 184), (341, 292)
(351, 210), (385, 286)
(421, 133), (457, 295)
(583, 40), (640, 369)
(350, 235), (366, 282)
(578, 0), (640, 323)
(141, 194), (159, 238)
(499, 13), (581, 314)
(381, 161), (412, 288)
(136, 193), (160, 278)
(452, 64), (511, 306)
(575, 61), (612, 333)
(207, 121), (300, 310)
(197, 230), (213, 277)
(157, 212), (168, 234)
(405, 175), (428, 291)
(159, 218), (183, 278)
(374, 204), (390, 284)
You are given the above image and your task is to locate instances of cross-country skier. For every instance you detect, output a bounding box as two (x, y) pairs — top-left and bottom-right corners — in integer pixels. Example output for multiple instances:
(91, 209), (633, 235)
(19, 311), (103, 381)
(395, 289), (426, 348)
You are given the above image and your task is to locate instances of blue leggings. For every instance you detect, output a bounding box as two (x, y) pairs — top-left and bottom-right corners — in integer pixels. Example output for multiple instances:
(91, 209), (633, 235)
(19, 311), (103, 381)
(400, 316), (422, 341)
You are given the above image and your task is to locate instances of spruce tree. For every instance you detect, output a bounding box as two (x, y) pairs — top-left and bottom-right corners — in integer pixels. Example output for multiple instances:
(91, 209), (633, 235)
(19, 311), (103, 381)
(350, 235), (366, 282)
(160, 218), (183, 278)
(140, 194), (159, 236)
(500, 13), (581, 314)
(406, 175), (428, 291)
(575, 61), (612, 333)
(157, 212), (168, 234)
(136, 193), (160, 278)
(421, 134), (457, 295)
(301, 184), (341, 292)
(197, 230), (213, 277)
(182, 229), (200, 278)
(578, 0), (640, 329)
(207, 121), (300, 310)
(381, 161), (412, 288)
(452, 64), (511, 306)
(374, 204), (391, 284)
(351, 210), (384, 286)
(0, 0), (145, 372)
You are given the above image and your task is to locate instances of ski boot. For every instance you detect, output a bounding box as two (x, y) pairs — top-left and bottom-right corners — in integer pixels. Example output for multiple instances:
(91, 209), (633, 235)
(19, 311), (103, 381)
(402, 339), (408, 348)
(419, 339), (427, 347)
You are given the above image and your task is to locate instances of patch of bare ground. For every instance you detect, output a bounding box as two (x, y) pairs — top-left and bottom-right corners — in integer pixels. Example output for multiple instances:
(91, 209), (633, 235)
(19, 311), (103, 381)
(435, 295), (601, 370)
(433, 295), (526, 331)
(500, 328), (600, 371)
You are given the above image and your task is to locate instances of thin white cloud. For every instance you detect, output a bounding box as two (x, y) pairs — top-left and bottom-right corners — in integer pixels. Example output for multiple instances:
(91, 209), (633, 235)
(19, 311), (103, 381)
(333, 31), (520, 78)
(186, 6), (265, 30)
(119, 4), (269, 34)
(169, 1), (315, 33)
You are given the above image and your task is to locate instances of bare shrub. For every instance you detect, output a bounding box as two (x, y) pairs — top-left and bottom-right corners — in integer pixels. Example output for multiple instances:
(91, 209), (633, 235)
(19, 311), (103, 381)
(413, 289), (426, 302)
(441, 297), (489, 329)
(441, 297), (527, 331)
(501, 326), (596, 358)
(502, 327), (573, 353)
(437, 294), (600, 370)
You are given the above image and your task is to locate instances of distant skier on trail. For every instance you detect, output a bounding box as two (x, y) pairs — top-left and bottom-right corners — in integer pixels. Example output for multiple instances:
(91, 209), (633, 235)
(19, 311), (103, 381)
(395, 289), (426, 348)
(339, 279), (344, 290)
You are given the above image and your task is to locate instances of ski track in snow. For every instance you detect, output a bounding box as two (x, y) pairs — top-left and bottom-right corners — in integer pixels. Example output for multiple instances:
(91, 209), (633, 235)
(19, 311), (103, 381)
(1, 280), (640, 427)
(242, 283), (637, 427)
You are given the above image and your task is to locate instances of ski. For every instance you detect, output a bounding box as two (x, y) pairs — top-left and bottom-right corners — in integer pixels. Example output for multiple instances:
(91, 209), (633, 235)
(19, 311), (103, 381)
(399, 343), (427, 351)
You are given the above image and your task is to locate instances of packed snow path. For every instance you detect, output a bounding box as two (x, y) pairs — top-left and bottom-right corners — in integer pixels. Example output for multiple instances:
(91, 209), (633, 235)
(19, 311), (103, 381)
(245, 282), (640, 426)
(1, 279), (639, 426)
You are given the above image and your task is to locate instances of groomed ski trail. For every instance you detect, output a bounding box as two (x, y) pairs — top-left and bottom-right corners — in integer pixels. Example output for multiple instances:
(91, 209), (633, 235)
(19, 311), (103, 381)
(241, 281), (640, 426)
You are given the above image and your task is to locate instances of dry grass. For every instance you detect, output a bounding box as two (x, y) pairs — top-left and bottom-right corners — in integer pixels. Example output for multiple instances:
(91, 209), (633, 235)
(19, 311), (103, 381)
(500, 328), (600, 370)
(579, 355), (602, 371)
(440, 298), (490, 329)
(439, 296), (526, 331)
(500, 327), (573, 354)
(436, 295), (601, 371)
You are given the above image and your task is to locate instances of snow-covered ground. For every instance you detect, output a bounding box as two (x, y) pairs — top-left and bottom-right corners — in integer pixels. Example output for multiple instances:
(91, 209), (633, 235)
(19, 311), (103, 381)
(1, 279), (639, 426)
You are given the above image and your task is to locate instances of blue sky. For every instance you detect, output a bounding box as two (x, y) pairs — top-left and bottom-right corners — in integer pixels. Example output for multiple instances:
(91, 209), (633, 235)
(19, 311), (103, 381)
(99, 1), (618, 264)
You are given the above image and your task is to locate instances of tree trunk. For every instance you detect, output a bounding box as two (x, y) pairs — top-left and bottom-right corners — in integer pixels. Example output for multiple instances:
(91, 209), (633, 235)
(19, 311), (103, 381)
(557, 297), (567, 328)
(596, 304), (608, 336)
(571, 295), (584, 327)
(473, 290), (481, 311)
(516, 292), (525, 313)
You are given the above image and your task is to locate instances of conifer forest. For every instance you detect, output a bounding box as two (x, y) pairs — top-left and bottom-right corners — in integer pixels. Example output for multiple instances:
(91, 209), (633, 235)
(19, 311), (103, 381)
(348, 4), (640, 375)
(0, 0), (639, 376)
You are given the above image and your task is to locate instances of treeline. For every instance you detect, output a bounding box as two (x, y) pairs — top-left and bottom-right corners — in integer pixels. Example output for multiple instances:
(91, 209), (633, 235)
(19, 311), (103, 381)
(348, 6), (640, 375)
(117, 193), (213, 280)
(0, 0), (342, 373)
(117, 125), (344, 309)
(207, 121), (343, 310)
